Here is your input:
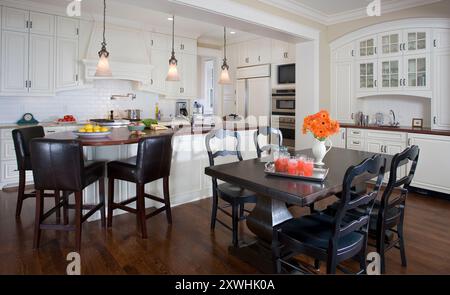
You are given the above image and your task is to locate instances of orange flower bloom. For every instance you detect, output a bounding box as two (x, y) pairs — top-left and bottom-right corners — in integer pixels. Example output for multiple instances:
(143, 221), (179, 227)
(302, 110), (340, 141)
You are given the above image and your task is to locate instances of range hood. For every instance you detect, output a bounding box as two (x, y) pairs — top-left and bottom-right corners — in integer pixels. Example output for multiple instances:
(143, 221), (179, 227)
(82, 22), (153, 83)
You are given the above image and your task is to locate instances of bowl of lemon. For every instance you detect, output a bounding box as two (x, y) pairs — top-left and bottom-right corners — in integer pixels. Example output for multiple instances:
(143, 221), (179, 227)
(73, 124), (111, 138)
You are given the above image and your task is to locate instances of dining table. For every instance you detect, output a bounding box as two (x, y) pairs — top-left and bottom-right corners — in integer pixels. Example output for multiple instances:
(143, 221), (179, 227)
(204, 147), (397, 273)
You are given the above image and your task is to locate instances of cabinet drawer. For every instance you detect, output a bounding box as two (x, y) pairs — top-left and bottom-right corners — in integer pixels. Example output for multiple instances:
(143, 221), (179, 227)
(366, 130), (406, 142)
(1, 161), (19, 181)
(44, 126), (65, 134)
(348, 129), (364, 138)
(1, 140), (16, 161)
(1, 128), (13, 139)
(347, 138), (365, 151)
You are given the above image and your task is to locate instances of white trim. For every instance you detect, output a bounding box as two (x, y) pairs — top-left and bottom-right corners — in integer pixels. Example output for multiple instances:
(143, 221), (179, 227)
(259, 0), (443, 26)
(330, 18), (450, 50)
(169, 0), (320, 41)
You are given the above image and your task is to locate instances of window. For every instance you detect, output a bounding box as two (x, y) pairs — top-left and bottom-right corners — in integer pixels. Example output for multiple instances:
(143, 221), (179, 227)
(204, 59), (215, 109)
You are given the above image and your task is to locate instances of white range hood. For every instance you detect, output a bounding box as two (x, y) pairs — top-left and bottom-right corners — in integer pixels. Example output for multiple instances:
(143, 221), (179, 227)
(83, 22), (153, 84)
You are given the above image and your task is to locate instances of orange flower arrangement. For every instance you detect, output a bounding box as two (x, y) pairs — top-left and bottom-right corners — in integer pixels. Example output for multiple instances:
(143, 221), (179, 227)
(303, 110), (340, 141)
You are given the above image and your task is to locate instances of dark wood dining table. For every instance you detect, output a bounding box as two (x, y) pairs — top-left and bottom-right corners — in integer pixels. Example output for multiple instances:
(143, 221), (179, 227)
(204, 147), (395, 273)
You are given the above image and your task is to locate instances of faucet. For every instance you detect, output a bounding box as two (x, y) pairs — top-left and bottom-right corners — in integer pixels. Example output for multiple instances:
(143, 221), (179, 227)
(389, 110), (399, 126)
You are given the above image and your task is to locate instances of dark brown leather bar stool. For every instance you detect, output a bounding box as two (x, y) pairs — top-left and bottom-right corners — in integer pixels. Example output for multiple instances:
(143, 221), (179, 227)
(107, 134), (174, 239)
(30, 138), (106, 251)
(12, 126), (60, 218)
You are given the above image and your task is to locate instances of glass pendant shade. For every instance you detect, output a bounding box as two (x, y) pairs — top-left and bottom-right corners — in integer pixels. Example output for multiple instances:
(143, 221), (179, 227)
(166, 58), (180, 81)
(95, 52), (112, 77)
(218, 66), (231, 85)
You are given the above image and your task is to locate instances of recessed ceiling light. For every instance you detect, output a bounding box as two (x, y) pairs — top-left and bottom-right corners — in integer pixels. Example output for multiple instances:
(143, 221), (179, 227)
(230, 31), (236, 34)
(168, 17), (173, 21)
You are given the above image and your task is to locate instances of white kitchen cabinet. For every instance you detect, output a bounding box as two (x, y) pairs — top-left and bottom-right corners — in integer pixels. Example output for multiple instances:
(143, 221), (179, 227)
(0, 30), (29, 94)
(175, 37), (197, 55)
(331, 59), (355, 123)
(378, 57), (402, 92)
(145, 49), (168, 95)
(236, 79), (246, 117)
(56, 37), (79, 90)
(56, 16), (79, 38)
(403, 29), (431, 55)
(332, 42), (355, 60)
(29, 34), (54, 94)
(432, 49), (450, 129)
(238, 38), (271, 67)
(378, 30), (402, 57)
(248, 77), (270, 125)
(433, 29), (450, 52)
(271, 39), (295, 63)
(346, 128), (365, 151)
(1, 7), (28, 33)
(403, 53), (430, 91)
(357, 35), (378, 58)
(356, 59), (378, 95)
(29, 11), (54, 36)
(408, 133), (450, 194)
(147, 32), (169, 51)
(330, 128), (346, 149)
(238, 41), (250, 67)
(164, 53), (197, 98)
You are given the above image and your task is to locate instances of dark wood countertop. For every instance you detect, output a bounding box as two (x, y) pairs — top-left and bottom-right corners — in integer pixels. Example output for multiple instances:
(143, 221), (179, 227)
(341, 124), (450, 137)
(45, 125), (257, 147)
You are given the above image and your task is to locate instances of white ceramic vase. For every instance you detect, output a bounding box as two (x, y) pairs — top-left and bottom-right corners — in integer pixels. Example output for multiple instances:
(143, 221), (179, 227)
(312, 138), (332, 165)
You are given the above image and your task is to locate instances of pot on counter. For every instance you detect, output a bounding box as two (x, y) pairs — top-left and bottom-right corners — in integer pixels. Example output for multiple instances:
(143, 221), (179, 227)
(125, 109), (142, 120)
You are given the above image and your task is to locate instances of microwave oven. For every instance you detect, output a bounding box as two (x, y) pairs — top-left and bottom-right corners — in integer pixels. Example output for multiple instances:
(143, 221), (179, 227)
(277, 63), (295, 85)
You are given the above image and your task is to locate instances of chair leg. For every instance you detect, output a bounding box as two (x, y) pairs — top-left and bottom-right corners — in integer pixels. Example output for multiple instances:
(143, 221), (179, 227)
(210, 193), (218, 231)
(377, 227), (386, 274)
(137, 184), (147, 239)
(326, 255), (337, 274)
(54, 190), (61, 222)
(33, 190), (44, 249)
(15, 170), (26, 218)
(163, 177), (172, 224)
(398, 217), (407, 267)
(314, 259), (321, 271)
(239, 203), (245, 219)
(272, 231), (282, 274)
(107, 177), (114, 228)
(74, 191), (83, 252)
(98, 177), (106, 228)
(231, 202), (239, 247)
(63, 191), (69, 225)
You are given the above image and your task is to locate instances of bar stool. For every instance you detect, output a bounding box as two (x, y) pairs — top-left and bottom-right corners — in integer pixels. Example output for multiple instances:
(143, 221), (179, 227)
(30, 138), (106, 251)
(12, 126), (60, 218)
(107, 134), (174, 239)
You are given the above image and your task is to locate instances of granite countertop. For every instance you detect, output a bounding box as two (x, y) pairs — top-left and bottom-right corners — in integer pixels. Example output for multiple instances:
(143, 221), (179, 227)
(341, 123), (450, 136)
(0, 122), (88, 129)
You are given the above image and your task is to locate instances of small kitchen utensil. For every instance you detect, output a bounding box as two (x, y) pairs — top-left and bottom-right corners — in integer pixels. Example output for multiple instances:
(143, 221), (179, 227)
(125, 109), (142, 120)
(375, 112), (384, 126)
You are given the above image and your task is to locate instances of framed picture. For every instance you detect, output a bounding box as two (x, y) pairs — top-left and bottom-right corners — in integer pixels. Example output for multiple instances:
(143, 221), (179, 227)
(412, 118), (423, 128)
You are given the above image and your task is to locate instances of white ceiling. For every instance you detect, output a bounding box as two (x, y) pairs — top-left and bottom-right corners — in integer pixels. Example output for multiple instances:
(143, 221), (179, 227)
(259, 0), (443, 25)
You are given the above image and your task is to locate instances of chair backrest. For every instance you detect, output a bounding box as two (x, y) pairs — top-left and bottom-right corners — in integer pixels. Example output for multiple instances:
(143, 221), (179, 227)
(29, 138), (85, 191)
(378, 145), (420, 225)
(205, 129), (243, 167)
(135, 133), (174, 184)
(253, 126), (283, 158)
(12, 126), (45, 171)
(332, 155), (386, 248)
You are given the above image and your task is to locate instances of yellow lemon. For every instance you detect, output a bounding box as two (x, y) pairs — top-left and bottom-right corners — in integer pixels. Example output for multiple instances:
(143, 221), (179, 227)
(85, 128), (93, 133)
(84, 124), (94, 129)
(78, 129), (86, 133)
(100, 127), (109, 132)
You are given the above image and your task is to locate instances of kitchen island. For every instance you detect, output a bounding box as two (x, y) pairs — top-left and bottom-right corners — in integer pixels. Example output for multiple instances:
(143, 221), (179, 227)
(44, 126), (260, 220)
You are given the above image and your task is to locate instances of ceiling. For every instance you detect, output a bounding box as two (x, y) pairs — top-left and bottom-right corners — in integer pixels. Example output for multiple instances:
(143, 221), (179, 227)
(259, 0), (443, 25)
(25, 0), (276, 46)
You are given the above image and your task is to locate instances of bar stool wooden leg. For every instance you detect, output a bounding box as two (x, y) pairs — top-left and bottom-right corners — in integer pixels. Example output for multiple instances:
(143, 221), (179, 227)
(163, 177), (172, 224)
(54, 190), (61, 222)
(33, 190), (44, 249)
(74, 191), (83, 252)
(98, 177), (106, 228)
(137, 184), (147, 239)
(15, 170), (26, 218)
(63, 191), (69, 225)
(107, 177), (114, 227)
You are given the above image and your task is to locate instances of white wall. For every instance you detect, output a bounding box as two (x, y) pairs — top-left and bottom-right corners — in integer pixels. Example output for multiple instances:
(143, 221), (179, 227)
(0, 80), (176, 123)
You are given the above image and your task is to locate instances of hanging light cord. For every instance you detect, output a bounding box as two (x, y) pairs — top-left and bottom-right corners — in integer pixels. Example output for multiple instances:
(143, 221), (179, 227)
(169, 15), (177, 63)
(99, 0), (109, 58)
(222, 27), (229, 70)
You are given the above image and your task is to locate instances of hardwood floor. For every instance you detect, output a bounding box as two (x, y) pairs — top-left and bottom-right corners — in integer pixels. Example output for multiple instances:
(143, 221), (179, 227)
(0, 188), (449, 274)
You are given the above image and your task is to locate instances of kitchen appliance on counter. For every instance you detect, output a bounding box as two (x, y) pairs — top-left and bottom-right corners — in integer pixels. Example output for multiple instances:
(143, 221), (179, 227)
(125, 109), (142, 121)
(176, 101), (189, 117)
(271, 89), (296, 150)
(90, 119), (130, 128)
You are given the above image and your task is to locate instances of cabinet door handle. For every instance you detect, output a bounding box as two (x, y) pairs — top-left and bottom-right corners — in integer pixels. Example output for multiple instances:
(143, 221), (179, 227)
(25, 80), (28, 88)
(342, 132), (345, 140)
(433, 116), (437, 124)
(150, 79), (153, 85)
(26, 20), (29, 29)
(351, 113), (354, 119)
(408, 138), (412, 146)
(351, 50), (354, 57)
(258, 56), (261, 62)
(433, 39), (437, 48)
(374, 80), (378, 87)
(30, 21), (33, 28)
(374, 47), (377, 54)
(151, 40), (154, 46)
(353, 141), (360, 145)
(29, 81), (31, 88)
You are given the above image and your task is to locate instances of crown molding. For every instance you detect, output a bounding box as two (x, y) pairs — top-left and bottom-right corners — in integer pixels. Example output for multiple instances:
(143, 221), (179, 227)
(258, 0), (443, 26)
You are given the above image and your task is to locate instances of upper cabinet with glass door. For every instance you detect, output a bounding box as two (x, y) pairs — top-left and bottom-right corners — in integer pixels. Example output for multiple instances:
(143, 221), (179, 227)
(403, 29), (431, 55)
(378, 31), (402, 57)
(357, 35), (378, 58)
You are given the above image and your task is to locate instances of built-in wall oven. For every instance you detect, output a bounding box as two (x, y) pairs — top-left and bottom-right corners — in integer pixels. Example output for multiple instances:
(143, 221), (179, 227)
(271, 89), (295, 150)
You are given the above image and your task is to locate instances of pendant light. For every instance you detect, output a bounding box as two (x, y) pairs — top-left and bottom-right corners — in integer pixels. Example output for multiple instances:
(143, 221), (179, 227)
(95, 0), (112, 77)
(166, 15), (180, 81)
(218, 27), (231, 85)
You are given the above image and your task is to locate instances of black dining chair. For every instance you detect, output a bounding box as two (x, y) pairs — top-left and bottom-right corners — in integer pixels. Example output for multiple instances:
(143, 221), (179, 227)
(273, 155), (385, 274)
(369, 145), (420, 273)
(30, 138), (106, 251)
(107, 134), (174, 239)
(12, 126), (60, 218)
(206, 129), (257, 247)
(253, 126), (283, 158)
